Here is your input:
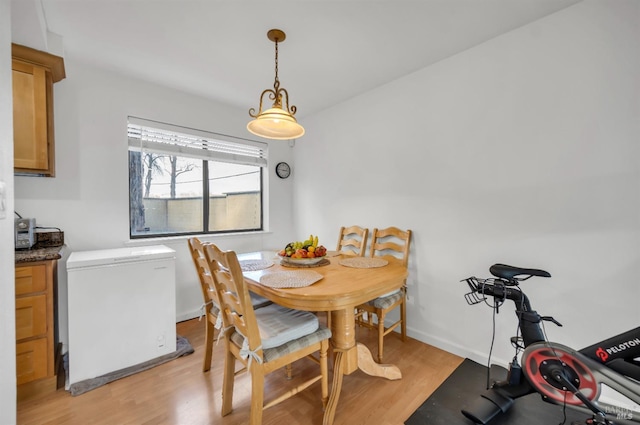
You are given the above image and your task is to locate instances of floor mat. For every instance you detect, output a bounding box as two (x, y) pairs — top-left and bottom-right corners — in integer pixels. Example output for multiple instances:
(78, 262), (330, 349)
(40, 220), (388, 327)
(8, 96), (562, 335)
(65, 335), (194, 396)
(405, 358), (590, 425)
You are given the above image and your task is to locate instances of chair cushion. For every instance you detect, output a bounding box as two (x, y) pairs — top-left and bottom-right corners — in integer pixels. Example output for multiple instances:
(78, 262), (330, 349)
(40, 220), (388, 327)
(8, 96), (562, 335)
(254, 304), (320, 349)
(368, 290), (403, 309)
(231, 325), (331, 363)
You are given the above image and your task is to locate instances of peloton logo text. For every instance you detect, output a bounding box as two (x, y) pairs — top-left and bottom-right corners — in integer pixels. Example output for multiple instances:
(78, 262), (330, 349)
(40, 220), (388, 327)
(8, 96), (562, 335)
(597, 338), (640, 362)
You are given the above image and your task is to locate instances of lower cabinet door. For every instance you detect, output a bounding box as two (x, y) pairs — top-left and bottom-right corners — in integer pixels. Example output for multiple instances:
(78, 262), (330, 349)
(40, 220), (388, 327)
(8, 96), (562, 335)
(16, 338), (48, 385)
(15, 294), (47, 340)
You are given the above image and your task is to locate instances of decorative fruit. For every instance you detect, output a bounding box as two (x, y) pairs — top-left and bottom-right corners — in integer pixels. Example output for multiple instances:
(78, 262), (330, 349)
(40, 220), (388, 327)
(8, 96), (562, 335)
(278, 234), (326, 259)
(314, 245), (327, 257)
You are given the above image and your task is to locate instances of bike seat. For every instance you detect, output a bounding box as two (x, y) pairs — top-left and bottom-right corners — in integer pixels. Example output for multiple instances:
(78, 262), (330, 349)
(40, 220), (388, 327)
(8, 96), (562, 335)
(490, 264), (551, 280)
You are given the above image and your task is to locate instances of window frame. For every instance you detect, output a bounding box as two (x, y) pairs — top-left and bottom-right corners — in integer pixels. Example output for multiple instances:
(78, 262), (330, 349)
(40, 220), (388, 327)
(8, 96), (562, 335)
(127, 117), (267, 239)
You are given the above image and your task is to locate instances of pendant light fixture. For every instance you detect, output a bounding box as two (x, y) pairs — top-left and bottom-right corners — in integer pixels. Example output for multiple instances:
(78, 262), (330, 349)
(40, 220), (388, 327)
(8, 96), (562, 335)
(247, 29), (305, 140)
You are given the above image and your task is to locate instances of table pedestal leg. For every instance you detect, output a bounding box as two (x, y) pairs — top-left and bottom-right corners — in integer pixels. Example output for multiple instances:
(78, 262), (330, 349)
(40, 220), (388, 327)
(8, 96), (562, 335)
(323, 309), (354, 425)
(322, 308), (402, 425)
(356, 343), (402, 380)
(323, 350), (345, 425)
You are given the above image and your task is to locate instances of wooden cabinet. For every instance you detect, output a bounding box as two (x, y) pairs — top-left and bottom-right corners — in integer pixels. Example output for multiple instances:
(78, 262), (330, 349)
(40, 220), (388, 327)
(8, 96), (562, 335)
(12, 43), (65, 177)
(15, 260), (58, 400)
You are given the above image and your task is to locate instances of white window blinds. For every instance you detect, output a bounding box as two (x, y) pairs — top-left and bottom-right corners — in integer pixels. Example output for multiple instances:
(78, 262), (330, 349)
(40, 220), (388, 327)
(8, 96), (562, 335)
(127, 117), (268, 167)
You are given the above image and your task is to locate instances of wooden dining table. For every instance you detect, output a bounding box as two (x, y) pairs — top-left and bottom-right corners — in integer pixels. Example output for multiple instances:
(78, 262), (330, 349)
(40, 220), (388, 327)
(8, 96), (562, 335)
(239, 251), (408, 425)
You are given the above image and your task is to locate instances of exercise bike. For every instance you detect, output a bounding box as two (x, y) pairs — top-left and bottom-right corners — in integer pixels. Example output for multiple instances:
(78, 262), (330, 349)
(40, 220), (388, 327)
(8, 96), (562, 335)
(460, 263), (640, 425)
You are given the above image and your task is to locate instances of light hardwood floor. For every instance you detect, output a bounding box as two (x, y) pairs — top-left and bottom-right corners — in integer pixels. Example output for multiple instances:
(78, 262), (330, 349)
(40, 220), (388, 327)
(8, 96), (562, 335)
(17, 318), (463, 425)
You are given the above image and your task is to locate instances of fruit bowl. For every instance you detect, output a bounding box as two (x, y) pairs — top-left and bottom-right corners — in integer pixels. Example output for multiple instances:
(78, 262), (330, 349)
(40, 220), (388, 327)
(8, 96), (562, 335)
(277, 234), (328, 265)
(280, 255), (326, 265)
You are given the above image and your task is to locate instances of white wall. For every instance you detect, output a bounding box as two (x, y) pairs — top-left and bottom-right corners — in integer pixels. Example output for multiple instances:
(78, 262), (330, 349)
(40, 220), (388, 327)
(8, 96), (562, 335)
(13, 59), (299, 343)
(295, 0), (640, 366)
(0, 0), (17, 423)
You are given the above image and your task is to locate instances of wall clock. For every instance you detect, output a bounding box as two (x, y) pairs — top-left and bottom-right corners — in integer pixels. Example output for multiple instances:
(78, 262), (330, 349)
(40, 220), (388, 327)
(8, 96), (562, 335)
(275, 162), (291, 179)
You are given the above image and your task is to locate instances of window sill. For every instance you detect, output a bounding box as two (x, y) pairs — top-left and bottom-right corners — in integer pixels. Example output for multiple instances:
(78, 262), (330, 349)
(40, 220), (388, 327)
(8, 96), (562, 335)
(125, 230), (273, 247)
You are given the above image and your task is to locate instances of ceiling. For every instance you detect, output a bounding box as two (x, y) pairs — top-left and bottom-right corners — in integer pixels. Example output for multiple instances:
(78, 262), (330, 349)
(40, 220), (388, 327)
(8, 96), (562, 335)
(12, 0), (581, 118)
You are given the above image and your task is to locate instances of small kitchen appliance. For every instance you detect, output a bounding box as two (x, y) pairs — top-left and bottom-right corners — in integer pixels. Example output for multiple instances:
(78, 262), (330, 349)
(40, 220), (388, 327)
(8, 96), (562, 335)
(15, 217), (36, 249)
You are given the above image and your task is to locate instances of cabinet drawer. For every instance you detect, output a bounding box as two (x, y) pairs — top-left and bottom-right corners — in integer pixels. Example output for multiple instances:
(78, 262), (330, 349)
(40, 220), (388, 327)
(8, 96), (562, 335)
(16, 338), (48, 385)
(16, 264), (47, 295)
(16, 295), (47, 340)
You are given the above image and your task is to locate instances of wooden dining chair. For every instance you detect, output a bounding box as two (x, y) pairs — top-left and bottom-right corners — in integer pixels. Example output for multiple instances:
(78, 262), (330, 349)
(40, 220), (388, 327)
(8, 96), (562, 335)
(203, 243), (331, 425)
(188, 237), (272, 372)
(187, 237), (222, 372)
(355, 227), (412, 363)
(336, 225), (369, 256)
(329, 225), (370, 328)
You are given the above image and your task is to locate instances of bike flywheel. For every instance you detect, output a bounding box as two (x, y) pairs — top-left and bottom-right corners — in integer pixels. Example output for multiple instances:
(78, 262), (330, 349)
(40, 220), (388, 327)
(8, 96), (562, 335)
(522, 342), (600, 405)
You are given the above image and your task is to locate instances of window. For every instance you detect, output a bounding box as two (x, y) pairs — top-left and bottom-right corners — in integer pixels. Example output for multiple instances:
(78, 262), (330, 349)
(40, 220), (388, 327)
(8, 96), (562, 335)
(128, 117), (267, 238)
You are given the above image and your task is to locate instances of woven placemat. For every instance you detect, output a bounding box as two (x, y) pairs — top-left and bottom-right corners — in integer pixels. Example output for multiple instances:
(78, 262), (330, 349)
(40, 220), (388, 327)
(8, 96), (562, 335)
(259, 270), (324, 288)
(280, 258), (330, 268)
(339, 257), (389, 269)
(239, 259), (274, 272)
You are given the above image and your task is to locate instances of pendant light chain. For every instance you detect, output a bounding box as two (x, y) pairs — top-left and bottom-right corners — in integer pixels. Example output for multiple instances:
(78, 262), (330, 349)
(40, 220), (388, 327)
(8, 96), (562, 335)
(273, 37), (280, 90)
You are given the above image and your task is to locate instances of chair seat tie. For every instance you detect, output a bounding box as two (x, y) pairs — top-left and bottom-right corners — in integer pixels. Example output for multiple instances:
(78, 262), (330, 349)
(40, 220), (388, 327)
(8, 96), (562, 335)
(198, 300), (213, 321)
(216, 325), (234, 345)
(240, 338), (263, 367)
(198, 300), (223, 329)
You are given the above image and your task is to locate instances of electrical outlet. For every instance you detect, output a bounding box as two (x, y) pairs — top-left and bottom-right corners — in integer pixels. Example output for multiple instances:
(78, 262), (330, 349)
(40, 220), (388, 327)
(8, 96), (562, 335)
(157, 334), (166, 349)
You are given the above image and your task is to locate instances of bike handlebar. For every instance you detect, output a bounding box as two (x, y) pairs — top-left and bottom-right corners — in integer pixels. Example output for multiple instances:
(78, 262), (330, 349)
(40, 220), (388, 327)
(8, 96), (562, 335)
(463, 264), (550, 311)
(463, 276), (554, 345)
(463, 277), (533, 312)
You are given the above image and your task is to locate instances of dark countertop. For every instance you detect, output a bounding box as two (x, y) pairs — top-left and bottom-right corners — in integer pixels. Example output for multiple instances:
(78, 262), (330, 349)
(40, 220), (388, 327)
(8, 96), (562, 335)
(15, 245), (64, 264)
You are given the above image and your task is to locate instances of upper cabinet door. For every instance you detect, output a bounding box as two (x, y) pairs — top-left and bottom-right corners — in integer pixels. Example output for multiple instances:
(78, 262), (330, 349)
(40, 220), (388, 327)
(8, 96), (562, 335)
(11, 44), (65, 177)
(13, 60), (50, 173)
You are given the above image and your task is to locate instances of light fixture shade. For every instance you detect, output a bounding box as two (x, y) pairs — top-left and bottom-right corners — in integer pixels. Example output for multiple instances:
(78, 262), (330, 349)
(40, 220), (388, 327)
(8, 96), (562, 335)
(247, 107), (305, 140)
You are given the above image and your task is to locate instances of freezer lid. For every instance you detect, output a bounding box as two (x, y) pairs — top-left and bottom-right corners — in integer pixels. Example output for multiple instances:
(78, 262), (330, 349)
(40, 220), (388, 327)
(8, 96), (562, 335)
(67, 245), (176, 269)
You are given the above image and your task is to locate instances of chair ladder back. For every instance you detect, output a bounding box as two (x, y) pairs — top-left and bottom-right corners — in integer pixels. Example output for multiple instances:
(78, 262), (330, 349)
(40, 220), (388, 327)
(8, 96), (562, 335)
(187, 238), (218, 309)
(213, 270), (249, 338)
(369, 227), (412, 267)
(188, 237), (222, 372)
(203, 244), (263, 355)
(336, 225), (369, 256)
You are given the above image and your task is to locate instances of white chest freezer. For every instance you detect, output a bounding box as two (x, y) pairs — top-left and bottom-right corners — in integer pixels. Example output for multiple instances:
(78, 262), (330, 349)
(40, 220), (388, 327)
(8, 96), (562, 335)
(66, 245), (177, 386)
